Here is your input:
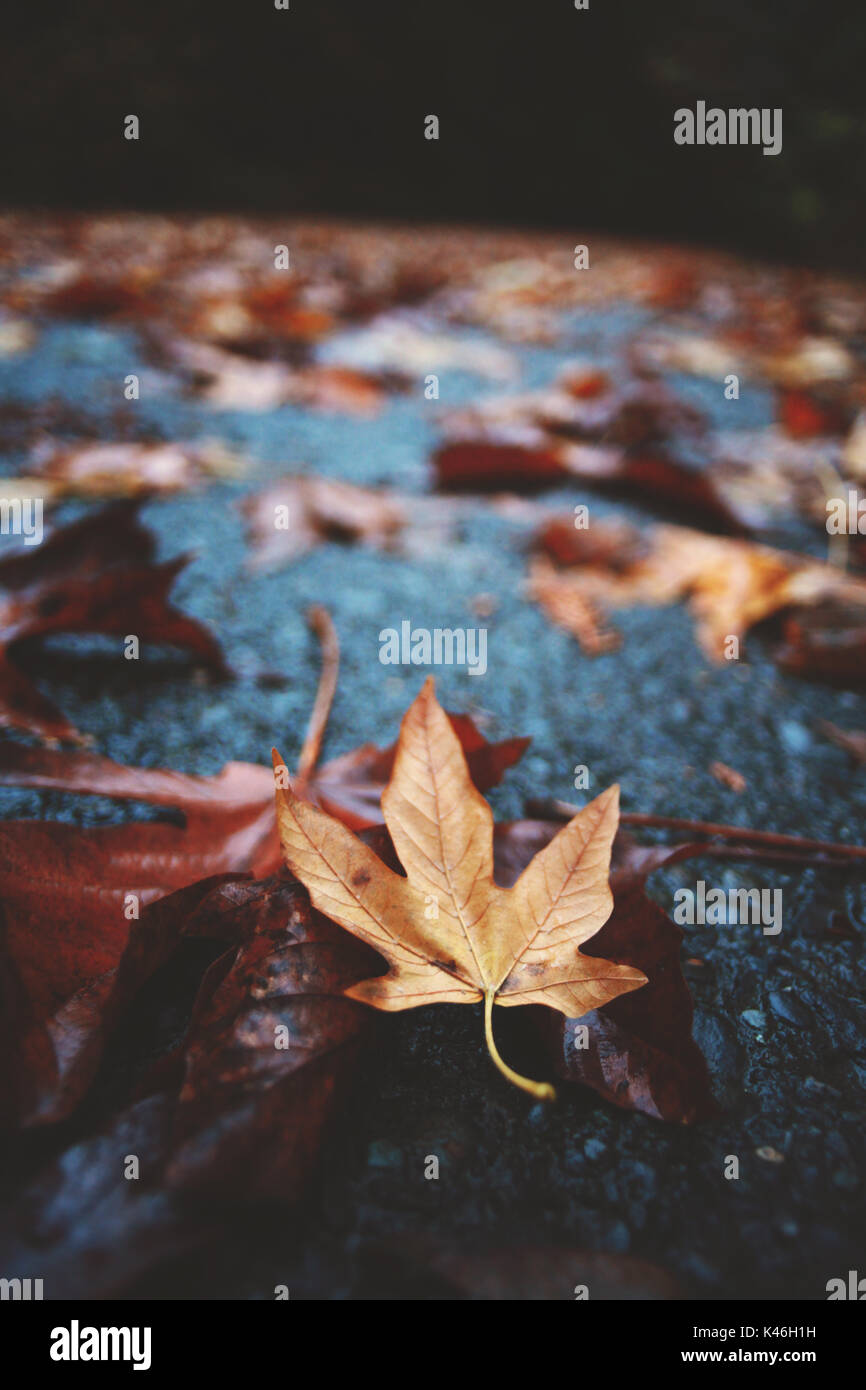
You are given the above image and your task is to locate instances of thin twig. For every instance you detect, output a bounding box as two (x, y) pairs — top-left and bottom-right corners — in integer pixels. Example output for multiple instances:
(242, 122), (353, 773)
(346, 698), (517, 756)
(296, 606), (339, 784)
(526, 797), (866, 864)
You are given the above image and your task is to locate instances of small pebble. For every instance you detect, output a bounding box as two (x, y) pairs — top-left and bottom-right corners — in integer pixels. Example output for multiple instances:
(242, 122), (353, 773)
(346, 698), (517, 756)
(756, 1146), (785, 1163)
(741, 1009), (766, 1029)
(780, 720), (811, 753)
(769, 990), (812, 1028)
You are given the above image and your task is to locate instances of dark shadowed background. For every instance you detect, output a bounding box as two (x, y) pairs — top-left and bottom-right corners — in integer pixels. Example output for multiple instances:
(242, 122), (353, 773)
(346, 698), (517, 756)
(2, 0), (865, 269)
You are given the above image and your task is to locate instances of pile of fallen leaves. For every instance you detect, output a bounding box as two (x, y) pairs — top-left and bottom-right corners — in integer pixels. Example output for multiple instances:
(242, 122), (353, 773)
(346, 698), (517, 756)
(0, 620), (717, 1134)
(3, 218), (866, 1297)
(4, 217), (866, 689)
(4, 603), (865, 1302)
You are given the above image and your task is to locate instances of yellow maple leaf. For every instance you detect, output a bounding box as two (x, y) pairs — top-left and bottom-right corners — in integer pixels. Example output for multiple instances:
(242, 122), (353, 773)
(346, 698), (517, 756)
(273, 677), (646, 1099)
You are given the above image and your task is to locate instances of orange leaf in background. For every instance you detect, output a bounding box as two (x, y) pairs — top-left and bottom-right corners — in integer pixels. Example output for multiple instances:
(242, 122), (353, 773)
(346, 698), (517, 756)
(530, 516), (866, 674)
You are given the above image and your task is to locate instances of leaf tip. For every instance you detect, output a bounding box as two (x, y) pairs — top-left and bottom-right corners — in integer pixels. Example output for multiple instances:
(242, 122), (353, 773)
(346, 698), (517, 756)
(593, 781), (621, 826)
(271, 747), (293, 802)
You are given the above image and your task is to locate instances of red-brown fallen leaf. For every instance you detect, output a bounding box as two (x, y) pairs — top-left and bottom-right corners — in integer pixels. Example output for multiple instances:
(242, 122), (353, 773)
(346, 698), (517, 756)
(0, 746), (278, 1125)
(586, 450), (745, 531)
(0, 869), (241, 1127)
(0, 739), (261, 804)
(435, 432), (740, 526)
(0, 698), (526, 847)
(164, 871), (382, 1199)
(433, 435), (571, 492)
(542, 880), (717, 1124)
(493, 821), (716, 1124)
(0, 859), (398, 1296)
(777, 387), (853, 440)
(289, 364), (392, 415)
(431, 369), (746, 529)
(775, 603), (866, 689)
(645, 261), (702, 312)
(0, 503), (226, 741)
(558, 366), (612, 399)
(311, 711), (530, 830)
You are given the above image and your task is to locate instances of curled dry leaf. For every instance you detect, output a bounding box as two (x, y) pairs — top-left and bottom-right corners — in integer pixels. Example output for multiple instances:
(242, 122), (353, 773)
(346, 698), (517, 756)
(274, 676), (646, 1100)
(165, 872), (382, 1199)
(0, 503), (226, 741)
(242, 478), (472, 572)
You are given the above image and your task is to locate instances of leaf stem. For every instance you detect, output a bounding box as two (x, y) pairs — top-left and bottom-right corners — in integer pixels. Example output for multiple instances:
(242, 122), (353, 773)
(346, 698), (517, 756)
(483, 991), (556, 1102)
